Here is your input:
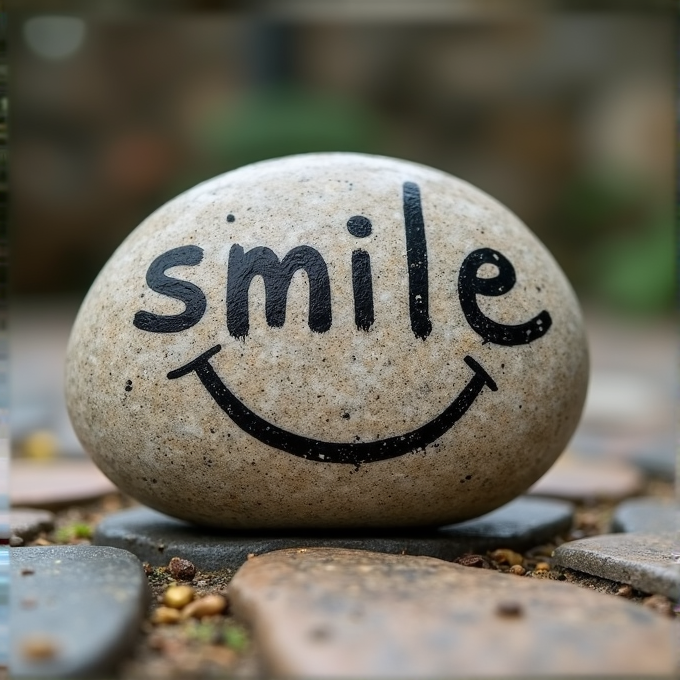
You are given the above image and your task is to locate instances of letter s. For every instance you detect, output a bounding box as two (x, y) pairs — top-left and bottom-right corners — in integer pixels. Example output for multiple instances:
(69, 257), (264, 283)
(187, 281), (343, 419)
(133, 245), (207, 333)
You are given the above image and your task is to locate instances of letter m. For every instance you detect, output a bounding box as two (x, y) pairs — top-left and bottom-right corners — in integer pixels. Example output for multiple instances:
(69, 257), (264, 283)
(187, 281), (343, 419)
(227, 245), (332, 340)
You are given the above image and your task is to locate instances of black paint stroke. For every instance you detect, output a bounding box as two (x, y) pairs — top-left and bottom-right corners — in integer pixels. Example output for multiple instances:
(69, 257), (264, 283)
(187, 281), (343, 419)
(227, 244), (332, 340)
(403, 181), (432, 340)
(168, 345), (497, 467)
(133, 245), (207, 333)
(346, 215), (372, 238)
(351, 249), (374, 332)
(458, 247), (552, 346)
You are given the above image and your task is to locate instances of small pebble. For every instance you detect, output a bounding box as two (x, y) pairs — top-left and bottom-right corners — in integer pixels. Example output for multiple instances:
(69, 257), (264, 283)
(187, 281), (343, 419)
(508, 565), (526, 576)
(576, 512), (600, 530)
(22, 430), (59, 460)
(534, 562), (550, 572)
(164, 585), (195, 609)
(20, 568), (34, 576)
(181, 594), (228, 619)
(147, 633), (166, 651)
(643, 594), (673, 617)
(10, 535), (24, 547)
(616, 584), (634, 598)
(496, 601), (523, 618)
(203, 645), (238, 666)
(151, 606), (182, 625)
(168, 556), (196, 581)
(20, 636), (59, 661)
(490, 549), (523, 566)
(454, 554), (490, 569)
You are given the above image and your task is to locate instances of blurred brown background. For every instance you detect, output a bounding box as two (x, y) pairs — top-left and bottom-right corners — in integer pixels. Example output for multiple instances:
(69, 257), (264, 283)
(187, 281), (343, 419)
(7, 1), (676, 471)
(9, 2), (675, 309)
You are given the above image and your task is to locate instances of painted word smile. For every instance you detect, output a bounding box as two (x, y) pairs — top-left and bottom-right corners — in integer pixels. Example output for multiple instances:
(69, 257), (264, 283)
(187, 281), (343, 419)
(133, 181), (552, 465)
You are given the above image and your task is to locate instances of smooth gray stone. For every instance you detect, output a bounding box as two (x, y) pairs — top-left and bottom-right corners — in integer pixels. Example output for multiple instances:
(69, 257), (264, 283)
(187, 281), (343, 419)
(553, 533), (680, 600)
(612, 498), (679, 534)
(10, 545), (150, 678)
(94, 496), (574, 571)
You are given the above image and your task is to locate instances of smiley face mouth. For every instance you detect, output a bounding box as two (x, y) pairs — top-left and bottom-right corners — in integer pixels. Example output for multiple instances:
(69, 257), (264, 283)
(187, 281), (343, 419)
(167, 344), (498, 467)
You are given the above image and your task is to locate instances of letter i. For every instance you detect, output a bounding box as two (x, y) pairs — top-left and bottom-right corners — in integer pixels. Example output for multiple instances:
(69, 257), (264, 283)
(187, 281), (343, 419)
(346, 215), (374, 332)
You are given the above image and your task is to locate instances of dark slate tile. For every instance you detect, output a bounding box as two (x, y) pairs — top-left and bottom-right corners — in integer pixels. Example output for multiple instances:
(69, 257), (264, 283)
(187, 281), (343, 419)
(94, 496), (574, 571)
(612, 498), (679, 534)
(10, 545), (149, 678)
(553, 533), (680, 600)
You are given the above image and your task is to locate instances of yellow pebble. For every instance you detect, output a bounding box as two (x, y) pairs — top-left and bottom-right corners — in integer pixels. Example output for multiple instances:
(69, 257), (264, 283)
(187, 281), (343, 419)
(163, 585), (195, 609)
(535, 562), (550, 572)
(151, 606), (181, 624)
(181, 594), (227, 619)
(20, 636), (58, 661)
(22, 430), (59, 460)
(490, 549), (523, 567)
(508, 564), (526, 576)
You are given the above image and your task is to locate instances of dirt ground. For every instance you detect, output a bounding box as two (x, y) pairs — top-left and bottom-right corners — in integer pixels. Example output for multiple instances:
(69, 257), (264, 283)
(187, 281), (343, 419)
(14, 475), (676, 679)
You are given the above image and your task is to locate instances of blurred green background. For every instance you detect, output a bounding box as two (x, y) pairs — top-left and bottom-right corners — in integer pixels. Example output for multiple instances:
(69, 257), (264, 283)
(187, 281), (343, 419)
(9, 1), (674, 315)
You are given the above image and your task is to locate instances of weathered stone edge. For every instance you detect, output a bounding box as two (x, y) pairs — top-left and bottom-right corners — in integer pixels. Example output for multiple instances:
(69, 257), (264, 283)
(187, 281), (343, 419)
(553, 538), (680, 600)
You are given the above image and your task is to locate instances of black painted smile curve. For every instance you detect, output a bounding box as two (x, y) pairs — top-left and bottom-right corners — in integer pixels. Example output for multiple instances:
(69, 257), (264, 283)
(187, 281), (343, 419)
(168, 344), (498, 467)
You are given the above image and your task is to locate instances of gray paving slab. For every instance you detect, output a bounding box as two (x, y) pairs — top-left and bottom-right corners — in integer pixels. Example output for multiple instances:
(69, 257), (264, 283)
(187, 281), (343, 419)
(228, 547), (675, 677)
(628, 441), (676, 481)
(612, 498), (679, 534)
(10, 545), (150, 678)
(553, 533), (680, 600)
(94, 496), (574, 571)
(0, 547), (7, 668)
(528, 453), (643, 501)
(10, 509), (55, 542)
(12, 460), (117, 510)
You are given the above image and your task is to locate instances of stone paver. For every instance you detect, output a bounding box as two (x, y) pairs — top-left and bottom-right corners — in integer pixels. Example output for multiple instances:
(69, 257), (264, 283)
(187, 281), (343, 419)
(9, 509), (55, 543)
(11, 459), (117, 509)
(528, 452), (643, 501)
(94, 496), (573, 570)
(0, 547), (7, 667)
(10, 545), (149, 678)
(554, 533), (680, 600)
(612, 498), (679, 534)
(629, 447), (675, 481)
(228, 547), (674, 677)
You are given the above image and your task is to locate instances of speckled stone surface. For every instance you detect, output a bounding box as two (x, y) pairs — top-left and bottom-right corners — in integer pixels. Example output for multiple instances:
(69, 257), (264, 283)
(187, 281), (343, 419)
(228, 547), (675, 677)
(10, 546), (149, 678)
(612, 498), (679, 534)
(66, 153), (588, 528)
(553, 533), (680, 600)
(94, 496), (574, 569)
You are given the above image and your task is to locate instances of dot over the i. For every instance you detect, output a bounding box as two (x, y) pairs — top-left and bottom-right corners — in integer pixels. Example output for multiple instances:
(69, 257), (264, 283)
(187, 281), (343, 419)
(347, 215), (372, 237)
